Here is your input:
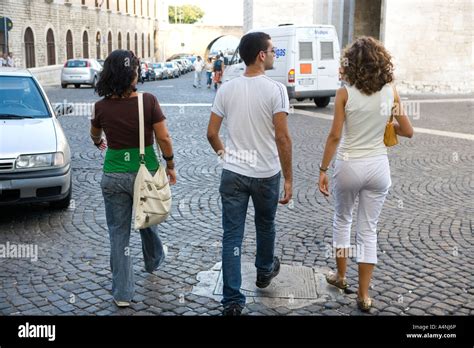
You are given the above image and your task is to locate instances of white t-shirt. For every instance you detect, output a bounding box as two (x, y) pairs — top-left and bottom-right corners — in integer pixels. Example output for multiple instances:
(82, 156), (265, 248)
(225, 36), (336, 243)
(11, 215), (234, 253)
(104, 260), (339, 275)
(211, 75), (290, 178)
(193, 60), (204, 72)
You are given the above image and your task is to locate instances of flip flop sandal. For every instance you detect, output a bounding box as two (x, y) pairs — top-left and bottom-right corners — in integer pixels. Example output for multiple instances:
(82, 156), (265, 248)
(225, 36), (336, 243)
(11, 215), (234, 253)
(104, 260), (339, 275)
(325, 272), (348, 290)
(357, 297), (372, 312)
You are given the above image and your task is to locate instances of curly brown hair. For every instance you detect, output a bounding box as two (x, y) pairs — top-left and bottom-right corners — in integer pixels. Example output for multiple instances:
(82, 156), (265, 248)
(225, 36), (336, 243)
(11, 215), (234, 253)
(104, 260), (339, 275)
(340, 36), (394, 95)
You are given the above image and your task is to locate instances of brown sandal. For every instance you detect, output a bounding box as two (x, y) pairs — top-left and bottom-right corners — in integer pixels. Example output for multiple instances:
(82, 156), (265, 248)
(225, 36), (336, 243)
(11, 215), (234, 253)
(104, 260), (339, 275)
(325, 272), (348, 290)
(357, 297), (372, 312)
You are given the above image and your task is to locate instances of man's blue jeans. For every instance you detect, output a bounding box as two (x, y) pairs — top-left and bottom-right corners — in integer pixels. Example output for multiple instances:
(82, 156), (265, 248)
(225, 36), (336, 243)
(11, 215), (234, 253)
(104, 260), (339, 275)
(219, 169), (281, 308)
(101, 172), (166, 302)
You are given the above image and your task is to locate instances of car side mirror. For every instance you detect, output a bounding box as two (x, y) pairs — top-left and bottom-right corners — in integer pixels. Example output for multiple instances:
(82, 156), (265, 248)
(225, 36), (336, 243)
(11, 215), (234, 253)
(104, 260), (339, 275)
(54, 103), (74, 117)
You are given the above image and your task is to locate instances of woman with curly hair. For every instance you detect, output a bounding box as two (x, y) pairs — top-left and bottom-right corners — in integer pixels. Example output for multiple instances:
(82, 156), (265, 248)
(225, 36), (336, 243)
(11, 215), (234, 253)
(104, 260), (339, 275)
(89, 50), (177, 307)
(318, 37), (413, 312)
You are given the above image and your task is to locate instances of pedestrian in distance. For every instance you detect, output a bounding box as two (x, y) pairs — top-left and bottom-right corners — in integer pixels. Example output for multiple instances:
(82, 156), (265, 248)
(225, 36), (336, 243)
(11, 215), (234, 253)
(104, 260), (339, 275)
(212, 54), (225, 90)
(193, 56), (204, 88)
(204, 57), (213, 89)
(90, 49), (177, 308)
(207, 32), (293, 316)
(318, 36), (413, 312)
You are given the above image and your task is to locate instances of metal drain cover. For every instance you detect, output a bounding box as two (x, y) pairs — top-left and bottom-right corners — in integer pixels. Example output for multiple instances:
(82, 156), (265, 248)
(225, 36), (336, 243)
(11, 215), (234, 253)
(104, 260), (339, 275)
(213, 262), (319, 299)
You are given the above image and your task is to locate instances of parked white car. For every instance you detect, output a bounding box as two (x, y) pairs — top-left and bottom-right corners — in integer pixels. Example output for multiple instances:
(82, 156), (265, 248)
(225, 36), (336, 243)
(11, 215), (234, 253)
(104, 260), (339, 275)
(0, 68), (73, 208)
(61, 58), (102, 89)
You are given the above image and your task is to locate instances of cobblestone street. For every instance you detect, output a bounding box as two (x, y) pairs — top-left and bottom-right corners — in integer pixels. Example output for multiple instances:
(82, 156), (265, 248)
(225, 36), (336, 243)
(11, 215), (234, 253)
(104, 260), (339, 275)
(0, 73), (473, 317)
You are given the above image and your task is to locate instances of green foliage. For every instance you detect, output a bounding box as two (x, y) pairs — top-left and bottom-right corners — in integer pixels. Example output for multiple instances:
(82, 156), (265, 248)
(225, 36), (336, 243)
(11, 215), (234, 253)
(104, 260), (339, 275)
(168, 5), (205, 24)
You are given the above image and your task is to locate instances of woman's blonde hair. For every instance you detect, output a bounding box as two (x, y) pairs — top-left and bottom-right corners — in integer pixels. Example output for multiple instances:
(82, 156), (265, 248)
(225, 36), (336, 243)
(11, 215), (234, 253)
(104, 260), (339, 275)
(340, 36), (394, 95)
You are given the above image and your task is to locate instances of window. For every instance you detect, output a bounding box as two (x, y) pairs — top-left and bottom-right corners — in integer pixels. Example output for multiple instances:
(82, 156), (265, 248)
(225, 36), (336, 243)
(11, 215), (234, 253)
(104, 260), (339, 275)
(0, 77), (50, 118)
(106, 0), (110, 10)
(81, 0), (85, 5)
(153, 30), (157, 56)
(66, 30), (73, 60)
(147, 33), (150, 57)
(141, 33), (145, 58)
(24, 27), (35, 68)
(154, 0), (156, 18)
(127, 32), (130, 50)
(133, 0), (136, 14)
(147, 0), (149, 16)
(82, 31), (89, 58)
(96, 32), (101, 59)
(107, 31), (112, 55)
(320, 42), (334, 60)
(118, 32), (122, 49)
(140, 0), (143, 16)
(299, 42), (313, 60)
(46, 29), (56, 65)
(95, 0), (99, 7)
(126, 0), (128, 13)
(117, 0), (120, 11)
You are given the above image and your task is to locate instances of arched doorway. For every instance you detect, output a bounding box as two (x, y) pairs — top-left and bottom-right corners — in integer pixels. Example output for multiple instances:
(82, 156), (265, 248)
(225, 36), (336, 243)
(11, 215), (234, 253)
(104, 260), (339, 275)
(127, 32), (130, 50)
(24, 27), (35, 68)
(46, 29), (56, 65)
(96, 31), (101, 59)
(205, 35), (240, 62)
(82, 31), (89, 58)
(134, 33), (138, 56)
(66, 30), (73, 60)
(141, 33), (145, 58)
(108, 31), (113, 55)
(118, 32), (122, 49)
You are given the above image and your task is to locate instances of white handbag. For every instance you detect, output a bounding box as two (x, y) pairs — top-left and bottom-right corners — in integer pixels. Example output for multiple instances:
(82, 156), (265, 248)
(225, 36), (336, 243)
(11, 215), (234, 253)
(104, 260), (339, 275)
(133, 92), (172, 230)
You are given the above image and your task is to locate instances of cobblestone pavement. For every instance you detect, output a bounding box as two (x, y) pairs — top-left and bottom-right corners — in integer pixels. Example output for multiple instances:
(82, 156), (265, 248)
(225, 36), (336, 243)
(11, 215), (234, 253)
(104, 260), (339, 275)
(0, 73), (473, 316)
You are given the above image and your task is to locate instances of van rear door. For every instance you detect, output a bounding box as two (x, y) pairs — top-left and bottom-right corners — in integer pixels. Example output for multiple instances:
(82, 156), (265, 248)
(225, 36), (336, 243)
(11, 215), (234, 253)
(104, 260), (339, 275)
(294, 28), (319, 96)
(315, 28), (340, 91)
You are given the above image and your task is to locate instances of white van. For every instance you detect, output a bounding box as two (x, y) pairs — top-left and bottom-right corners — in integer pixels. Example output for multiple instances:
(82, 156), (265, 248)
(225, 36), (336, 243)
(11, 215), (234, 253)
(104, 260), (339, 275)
(223, 24), (341, 107)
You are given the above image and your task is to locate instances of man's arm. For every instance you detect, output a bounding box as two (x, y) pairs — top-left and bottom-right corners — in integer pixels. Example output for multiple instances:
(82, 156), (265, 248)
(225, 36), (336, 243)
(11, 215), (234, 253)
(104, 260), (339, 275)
(273, 112), (292, 204)
(207, 112), (225, 156)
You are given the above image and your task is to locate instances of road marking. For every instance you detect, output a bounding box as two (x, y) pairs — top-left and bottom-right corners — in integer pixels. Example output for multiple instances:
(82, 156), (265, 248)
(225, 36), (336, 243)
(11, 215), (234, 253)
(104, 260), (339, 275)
(293, 109), (474, 141)
(401, 98), (474, 103)
(154, 86), (174, 88)
(161, 103), (213, 106)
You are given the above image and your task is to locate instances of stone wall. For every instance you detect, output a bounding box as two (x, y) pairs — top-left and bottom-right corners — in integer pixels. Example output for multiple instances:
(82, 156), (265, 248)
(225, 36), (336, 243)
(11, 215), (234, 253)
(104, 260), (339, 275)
(1, 0), (160, 70)
(383, 0), (473, 94)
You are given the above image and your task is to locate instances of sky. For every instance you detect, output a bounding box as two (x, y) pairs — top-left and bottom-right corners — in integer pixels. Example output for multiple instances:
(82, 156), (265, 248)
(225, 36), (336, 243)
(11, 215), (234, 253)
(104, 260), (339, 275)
(167, 0), (244, 26)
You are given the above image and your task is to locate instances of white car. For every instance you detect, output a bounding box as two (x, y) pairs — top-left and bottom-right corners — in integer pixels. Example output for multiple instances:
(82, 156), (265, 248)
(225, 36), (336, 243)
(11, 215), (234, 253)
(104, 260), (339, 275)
(0, 68), (73, 208)
(61, 58), (102, 89)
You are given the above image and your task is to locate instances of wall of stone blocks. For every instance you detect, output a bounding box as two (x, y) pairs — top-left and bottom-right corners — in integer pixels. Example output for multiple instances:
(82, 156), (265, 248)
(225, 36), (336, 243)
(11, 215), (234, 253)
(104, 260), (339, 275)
(383, 0), (473, 94)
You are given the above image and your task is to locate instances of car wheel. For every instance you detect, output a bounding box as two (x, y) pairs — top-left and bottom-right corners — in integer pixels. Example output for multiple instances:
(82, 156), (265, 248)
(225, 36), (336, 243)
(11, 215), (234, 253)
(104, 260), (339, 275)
(314, 97), (330, 108)
(74, 84), (80, 88)
(50, 179), (72, 209)
(61, 84), (67, 89)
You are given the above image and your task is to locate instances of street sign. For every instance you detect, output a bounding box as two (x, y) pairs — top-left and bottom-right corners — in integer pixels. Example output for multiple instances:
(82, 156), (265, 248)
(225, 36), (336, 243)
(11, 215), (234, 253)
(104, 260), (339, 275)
(0, 17), (13, 32)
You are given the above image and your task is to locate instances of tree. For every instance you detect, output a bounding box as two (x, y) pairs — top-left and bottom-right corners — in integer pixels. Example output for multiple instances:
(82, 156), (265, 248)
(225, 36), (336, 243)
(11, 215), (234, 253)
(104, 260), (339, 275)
(168, 5), (204, 24)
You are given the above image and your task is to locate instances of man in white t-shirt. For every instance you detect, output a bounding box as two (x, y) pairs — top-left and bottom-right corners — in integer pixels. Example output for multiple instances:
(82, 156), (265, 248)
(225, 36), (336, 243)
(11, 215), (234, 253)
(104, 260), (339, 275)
(207, 32), (293, 315)
(192, 56), (204, 88)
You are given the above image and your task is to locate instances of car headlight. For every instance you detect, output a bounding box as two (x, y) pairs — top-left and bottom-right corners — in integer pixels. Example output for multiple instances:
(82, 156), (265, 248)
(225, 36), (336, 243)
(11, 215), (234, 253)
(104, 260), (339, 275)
(16, 152), (65, 169)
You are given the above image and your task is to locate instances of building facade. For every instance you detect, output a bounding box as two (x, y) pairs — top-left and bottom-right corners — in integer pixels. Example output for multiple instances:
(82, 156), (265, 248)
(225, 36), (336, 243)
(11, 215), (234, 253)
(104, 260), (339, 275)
(244, 0), (473, 94)
(0, 0), (169, 69)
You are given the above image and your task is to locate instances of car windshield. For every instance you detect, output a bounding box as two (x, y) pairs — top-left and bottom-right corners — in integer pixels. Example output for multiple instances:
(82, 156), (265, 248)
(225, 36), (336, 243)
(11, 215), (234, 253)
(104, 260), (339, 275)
(66, 60), (88, 68)
(0, 76), (50, 118)
(165, 63), (173, 68)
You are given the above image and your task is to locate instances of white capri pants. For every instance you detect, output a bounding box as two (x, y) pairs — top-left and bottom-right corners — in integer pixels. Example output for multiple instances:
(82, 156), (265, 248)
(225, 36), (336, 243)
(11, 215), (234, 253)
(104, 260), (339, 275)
(332, 155), (391, 264)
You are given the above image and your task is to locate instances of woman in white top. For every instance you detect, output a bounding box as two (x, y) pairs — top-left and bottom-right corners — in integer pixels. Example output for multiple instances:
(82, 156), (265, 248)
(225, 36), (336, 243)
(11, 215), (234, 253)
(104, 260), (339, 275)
(318, 37), (413, 312)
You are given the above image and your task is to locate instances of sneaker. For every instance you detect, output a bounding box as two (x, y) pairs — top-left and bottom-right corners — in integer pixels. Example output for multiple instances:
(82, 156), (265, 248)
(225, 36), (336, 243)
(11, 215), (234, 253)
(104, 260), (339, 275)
(113, 299), (131, 307)
(256, 257), (280, 288)
(222, 303), (243, 316)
